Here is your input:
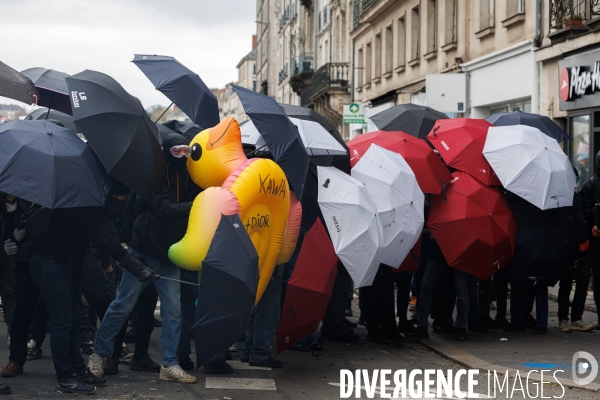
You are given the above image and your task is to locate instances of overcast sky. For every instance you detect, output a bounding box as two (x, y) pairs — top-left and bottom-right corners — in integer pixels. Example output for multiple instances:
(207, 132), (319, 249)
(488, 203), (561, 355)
(0, 0), (256, 109)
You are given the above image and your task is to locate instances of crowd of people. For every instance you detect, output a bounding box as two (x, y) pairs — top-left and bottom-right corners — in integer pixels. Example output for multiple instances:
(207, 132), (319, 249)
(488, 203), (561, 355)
(0, 120), (598, 396)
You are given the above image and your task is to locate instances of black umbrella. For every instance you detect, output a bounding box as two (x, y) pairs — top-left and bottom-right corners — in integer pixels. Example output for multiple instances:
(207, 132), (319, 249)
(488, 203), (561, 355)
(192, 214), (259, 367)
(0, 120), (105, 209)
(370, 103), (448, 139)
(132, 55), (219, 129)
(502, 193), (578, 286)
(0, 60), (39, 105)
(65, 70), (165, 198)
(231, 84), (309, 198)
(486, 111), (571, 142)
(25, 108), (78, 133)
(21, 68), (72, 115)
(161, 119), (202, 142)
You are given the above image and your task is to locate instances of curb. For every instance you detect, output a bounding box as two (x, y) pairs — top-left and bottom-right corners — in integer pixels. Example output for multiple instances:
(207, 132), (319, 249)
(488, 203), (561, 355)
(417, 335), (600, 393)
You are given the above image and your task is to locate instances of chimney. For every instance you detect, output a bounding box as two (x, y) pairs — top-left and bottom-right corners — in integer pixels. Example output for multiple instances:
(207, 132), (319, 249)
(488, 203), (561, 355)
(252, 35), (257, 49)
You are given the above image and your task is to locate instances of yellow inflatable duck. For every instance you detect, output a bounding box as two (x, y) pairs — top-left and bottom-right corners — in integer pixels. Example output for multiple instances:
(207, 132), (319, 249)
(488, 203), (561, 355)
(168, 117), (302, 303)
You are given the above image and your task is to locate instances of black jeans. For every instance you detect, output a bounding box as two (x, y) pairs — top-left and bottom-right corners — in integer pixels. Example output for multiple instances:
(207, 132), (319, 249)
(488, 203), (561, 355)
(9, 260), (48, 366)
(322, 261), (353, 335)
(558, 259), (590, 322)
(178, 269), (198, 365)
(394, 271), (412, 329)
(0, 256), (16, 334)
(29, 256), (85, 382)
(359, 265), (396, 336)
(494, 271), (509, 322)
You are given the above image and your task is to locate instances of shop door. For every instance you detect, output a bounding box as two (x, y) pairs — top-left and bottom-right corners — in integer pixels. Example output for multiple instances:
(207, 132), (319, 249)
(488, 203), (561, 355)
(572, 114), (591, 190)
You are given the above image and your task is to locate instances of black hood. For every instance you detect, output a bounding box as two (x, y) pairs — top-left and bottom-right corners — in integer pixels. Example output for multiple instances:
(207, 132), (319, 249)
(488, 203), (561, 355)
(162, 133), (189, 171)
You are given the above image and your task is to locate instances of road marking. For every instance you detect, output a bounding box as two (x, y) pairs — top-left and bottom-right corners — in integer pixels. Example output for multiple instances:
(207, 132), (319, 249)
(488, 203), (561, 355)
(229, 360), (272, 370)
(206, 377), (276, 390)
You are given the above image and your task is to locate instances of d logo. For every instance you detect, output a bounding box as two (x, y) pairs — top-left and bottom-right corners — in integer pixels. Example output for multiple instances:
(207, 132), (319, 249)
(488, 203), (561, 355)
(572, 351), (598, 385)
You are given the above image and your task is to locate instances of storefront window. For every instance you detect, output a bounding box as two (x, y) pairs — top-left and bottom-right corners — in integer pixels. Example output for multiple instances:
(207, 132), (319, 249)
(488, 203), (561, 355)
(572, 114), (591, 190)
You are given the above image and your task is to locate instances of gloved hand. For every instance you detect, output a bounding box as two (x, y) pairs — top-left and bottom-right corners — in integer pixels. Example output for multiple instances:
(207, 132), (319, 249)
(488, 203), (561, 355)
(579, 240), (590, 252)
(593, 226), (600, 237)
(3, 239), (17, 256)
(119, 253), (156, 282)
(13, 229), (26, 242)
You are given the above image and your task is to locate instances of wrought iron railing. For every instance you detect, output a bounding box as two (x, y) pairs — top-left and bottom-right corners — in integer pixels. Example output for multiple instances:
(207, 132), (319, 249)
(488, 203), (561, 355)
(550, 0), (588, 30)
(591, 0), (600, 17)
(290, 53), (315, 77)
(311, 63), (350, 94)
(353, 0), (382, 29)
(362, 0), (380, 12)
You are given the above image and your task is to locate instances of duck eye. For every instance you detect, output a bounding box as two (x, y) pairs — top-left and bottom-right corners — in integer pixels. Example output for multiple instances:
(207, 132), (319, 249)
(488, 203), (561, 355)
(190, 144), (202, 161)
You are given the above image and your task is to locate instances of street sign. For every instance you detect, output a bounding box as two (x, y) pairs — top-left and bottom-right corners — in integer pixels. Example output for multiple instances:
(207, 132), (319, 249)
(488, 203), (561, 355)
(343, 103), (365, 124)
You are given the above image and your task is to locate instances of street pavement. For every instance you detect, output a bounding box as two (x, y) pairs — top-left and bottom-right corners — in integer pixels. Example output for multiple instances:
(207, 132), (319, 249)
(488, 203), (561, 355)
(0, 294), (598, 399)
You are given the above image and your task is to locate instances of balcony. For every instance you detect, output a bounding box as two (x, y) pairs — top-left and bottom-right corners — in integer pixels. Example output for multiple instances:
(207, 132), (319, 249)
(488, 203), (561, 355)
(289, 53), (315, 94)
(311, 62), (350, 95)
(278, 65), (289, 85)
(318, 5), (330, 32)
(353, 0), (382, 29)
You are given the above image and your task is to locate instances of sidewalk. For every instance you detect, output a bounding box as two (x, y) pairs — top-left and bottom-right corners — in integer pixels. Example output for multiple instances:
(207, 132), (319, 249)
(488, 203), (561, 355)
(417, 288), (600, 392)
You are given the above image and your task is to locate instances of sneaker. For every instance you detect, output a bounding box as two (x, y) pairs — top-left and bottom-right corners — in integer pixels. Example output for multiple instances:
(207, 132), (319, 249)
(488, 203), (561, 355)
(130, 354), (161, 373)
(27, 347), (43, 361)
(0, 361), (22, 378)
(533, 327), (547, 335)
(559, 320), (573, 332)
(80, 368), (107, 387)
(0, 384), (10, 395)
(55, 377), (95, 395)
(119, 345), (134, 364)
(407, 327), (429, 341)
(159, 364), (197, 383)
(87, 353), (104, 378)
(455, 328), (469, 341)
(570, 320), (594, 331)
(432, 320), (454, 334)
(249, 357), (283, 368)
(103, 357), (119, 375)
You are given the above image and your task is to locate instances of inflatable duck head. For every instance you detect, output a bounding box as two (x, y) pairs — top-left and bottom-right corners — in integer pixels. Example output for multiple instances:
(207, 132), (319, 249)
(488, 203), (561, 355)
(171, 117), (247, 189)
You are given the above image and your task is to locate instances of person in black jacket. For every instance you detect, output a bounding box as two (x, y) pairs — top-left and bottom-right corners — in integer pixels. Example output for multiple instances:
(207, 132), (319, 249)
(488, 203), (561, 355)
(27, 206), (154, 395)
(578, 151), (600, 329)
(0, 193), (19, 341)
(88, 133), (200, 384)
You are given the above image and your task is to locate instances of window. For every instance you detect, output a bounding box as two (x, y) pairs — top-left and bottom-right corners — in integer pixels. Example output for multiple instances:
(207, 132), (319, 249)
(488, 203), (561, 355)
(385, 25), (393, 74)
(445, 0), (457, 44)
(427, 0), (437, 53)
(480, 0), (494, 30)
(398, 17), (406, 67)
(253, 80), (257, 92)
(411, 6), (420, 61)
(572, 115), (591, 191)
(366, 42), (372, 84)
(375, 33), (382, 79)
(506, 0), (523, 17)
(358, 47), (364, 87)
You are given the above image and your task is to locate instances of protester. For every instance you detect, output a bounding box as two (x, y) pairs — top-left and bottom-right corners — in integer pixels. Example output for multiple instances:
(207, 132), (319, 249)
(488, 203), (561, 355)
(0, 193), (19, 343)
(88, 132), (199, 384)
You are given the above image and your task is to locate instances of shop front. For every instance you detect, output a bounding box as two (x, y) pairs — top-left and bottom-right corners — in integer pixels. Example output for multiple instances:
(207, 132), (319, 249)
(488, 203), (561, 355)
(559, 48), (600, 189)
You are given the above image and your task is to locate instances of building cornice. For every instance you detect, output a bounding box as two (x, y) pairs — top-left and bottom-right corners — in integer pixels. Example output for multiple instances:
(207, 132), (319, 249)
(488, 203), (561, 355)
(460, 40), (534, 72)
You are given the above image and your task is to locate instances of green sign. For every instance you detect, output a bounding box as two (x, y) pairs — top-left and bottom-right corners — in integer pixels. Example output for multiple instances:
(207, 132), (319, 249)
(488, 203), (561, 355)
(343, 103), (365, 124)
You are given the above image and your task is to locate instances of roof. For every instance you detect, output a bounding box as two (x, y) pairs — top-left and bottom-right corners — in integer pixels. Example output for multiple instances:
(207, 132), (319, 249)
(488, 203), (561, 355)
(236, 48), (257, 68)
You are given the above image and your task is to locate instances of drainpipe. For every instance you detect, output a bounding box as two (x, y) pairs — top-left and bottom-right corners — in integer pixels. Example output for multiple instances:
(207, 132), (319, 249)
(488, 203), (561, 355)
(351, 39), (355, 103)
(534, 0), (542, 47)
(533, 0), (542, 114)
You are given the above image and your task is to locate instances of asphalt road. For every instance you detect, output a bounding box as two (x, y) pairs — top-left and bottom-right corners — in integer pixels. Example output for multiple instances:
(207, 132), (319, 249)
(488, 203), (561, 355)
(0, 299), (597, 399)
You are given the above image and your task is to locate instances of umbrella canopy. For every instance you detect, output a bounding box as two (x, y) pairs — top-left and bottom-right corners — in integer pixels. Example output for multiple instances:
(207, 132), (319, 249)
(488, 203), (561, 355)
(66, 70), (166, 198)
(347, 130), (452, 194)
(483, 125), (576, 210)
(161, 119), (202, 142)
(291, 118), (347, 156)
(427, 172), (517, 280)
(240, 119), (267, 150)
(486, 111), (571, 142)
(192, 214), (259, 367)
(351, 144), (424, 268)
(132, 54), (219, 129)
(0, 60), (39, 105)
(427, 118), (501, 186)
(317, 166), (384, 287)
(276, 218), (337, 353)
(279, 103), (347, 149)
(395, 237), (421, 272)
(232, 84), (309, 198)
(25, 108), (78, 133)
(370, 103), (448, 139)
(0, 120), (105, 209)
(21, 68), (72, 115)
(502, 193), (578, 286)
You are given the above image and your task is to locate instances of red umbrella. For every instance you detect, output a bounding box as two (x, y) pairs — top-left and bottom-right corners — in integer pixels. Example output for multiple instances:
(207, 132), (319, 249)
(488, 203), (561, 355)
(427, 172), (517, 280)
(276, 218), (338, 353)
(427, 118), (501, 186)
(347, 130), (452, 194)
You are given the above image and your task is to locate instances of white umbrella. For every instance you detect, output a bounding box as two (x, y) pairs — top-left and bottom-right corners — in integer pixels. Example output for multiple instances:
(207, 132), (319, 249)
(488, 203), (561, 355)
(317, 166), (384, 287)
(351, 144), (425, 268)
(239, 119), (267, 150)
(290, 118), (347, 156)
(483, 124), (576, 210)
